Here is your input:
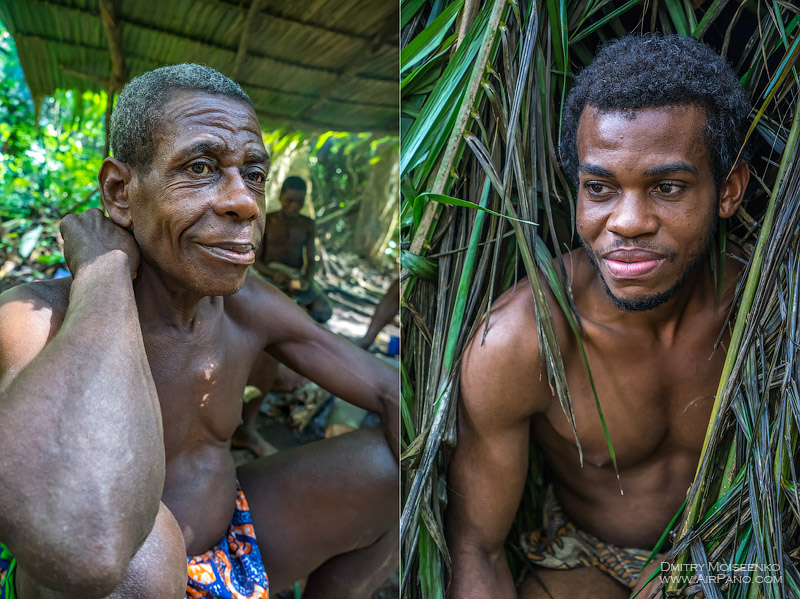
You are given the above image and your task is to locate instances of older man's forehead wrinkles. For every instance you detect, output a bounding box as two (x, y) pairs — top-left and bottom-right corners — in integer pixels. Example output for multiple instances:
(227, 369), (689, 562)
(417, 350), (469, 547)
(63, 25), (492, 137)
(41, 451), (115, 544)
(184, 140), (226, 158)
(245, 149), (270, 165)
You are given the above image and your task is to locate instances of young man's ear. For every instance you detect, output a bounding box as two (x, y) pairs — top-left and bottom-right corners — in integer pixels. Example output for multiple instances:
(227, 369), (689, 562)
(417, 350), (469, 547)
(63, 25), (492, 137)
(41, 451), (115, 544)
(99, 157), (134, 228)
(718, 160), (750, 219)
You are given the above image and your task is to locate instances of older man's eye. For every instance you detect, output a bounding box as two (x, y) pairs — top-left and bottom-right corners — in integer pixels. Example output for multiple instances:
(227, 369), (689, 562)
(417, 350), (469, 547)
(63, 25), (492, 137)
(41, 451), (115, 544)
(247, 171), (266, 183)
(188, 163), (211, 175)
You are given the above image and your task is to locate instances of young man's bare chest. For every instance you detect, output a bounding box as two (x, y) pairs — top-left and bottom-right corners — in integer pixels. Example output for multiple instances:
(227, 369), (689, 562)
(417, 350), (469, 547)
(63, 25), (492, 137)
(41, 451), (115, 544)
(263, 216), (309, 266)
(531, 307), (729, 547)
(538, 311), (726, 466)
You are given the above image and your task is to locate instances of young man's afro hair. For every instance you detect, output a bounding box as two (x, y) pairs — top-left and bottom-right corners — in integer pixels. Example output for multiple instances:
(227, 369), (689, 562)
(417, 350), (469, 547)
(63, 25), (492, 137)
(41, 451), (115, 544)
(560, 34), (749, 186)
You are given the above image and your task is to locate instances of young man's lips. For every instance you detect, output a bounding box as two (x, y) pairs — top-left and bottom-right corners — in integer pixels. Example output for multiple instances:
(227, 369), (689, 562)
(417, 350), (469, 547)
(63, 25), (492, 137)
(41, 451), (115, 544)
(197, 242), (255, 265)
(602, 250), (665, 278)
(604, 258), (663, 278)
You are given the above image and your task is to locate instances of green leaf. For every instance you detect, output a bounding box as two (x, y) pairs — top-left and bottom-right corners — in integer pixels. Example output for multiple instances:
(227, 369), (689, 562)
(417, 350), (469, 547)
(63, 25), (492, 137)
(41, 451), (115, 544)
(401, 1), (464, 75)
(569, 0), (642, 44)
(401, 250), (439, 280)
(421, 192), (537, 225)
(402, 0), (429, 28)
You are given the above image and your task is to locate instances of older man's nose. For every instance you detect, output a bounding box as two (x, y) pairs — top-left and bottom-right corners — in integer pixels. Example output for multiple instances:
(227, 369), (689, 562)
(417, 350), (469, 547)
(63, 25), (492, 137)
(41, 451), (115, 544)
(215, 170), (261, 221)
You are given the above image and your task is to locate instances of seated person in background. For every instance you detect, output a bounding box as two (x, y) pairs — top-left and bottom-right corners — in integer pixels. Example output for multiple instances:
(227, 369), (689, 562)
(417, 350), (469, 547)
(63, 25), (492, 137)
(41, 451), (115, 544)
(0, 64), (397, 599)
(253, 177), (333, 323)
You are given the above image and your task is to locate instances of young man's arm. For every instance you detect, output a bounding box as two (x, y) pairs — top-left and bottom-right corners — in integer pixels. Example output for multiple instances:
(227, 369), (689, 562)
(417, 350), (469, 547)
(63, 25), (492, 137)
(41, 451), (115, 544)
(0, 210), (165, 598)
(446, 287), (552, 598)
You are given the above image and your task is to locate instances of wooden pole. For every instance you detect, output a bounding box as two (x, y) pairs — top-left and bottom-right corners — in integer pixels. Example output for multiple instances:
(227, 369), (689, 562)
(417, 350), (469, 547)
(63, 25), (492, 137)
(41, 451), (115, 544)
(232, 0), (269, 81)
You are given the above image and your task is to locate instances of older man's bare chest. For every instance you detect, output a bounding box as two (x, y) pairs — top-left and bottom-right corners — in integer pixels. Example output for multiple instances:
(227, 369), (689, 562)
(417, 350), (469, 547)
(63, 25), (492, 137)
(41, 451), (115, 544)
(141, 315), (261, 454)
(138, 310), (265, 552)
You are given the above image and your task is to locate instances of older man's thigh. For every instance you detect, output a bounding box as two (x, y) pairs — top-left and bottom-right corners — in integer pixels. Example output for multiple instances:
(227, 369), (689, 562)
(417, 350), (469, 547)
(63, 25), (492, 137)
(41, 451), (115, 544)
(237, 426), (398, 592)
(519, 567), (630, 599)
(16, 502), (186, 599)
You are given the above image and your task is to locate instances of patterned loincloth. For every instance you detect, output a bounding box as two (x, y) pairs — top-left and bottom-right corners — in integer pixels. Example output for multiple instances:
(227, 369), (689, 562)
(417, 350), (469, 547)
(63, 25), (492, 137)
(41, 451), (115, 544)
(522, 486), (651, 588)
(185, 481), (269, 598)
(0, 482), (268, 599)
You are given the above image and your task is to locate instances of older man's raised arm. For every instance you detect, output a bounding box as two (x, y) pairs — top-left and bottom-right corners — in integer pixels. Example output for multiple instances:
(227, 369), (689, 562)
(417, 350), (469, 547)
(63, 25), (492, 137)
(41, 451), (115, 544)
(0, 209), (165, 597)
(445, 285), (553, 599)
(234, 275), (399, 459)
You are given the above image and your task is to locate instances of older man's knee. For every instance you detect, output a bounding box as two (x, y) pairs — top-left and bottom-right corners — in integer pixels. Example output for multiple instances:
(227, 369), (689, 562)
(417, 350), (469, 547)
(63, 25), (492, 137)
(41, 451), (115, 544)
(362, 427), (399, 510)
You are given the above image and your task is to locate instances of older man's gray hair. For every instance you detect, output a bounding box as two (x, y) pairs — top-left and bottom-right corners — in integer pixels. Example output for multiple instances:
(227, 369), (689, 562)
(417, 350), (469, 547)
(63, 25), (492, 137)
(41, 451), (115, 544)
(110, 63), (254, 169)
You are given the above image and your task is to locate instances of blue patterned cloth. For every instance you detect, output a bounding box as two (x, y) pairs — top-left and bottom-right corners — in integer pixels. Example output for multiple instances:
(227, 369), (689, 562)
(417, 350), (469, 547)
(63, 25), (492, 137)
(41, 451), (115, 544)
(185, 482), (269, 598)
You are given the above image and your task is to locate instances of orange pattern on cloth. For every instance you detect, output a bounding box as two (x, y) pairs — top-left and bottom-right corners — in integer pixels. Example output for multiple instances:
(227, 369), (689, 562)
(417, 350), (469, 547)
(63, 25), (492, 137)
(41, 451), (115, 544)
(522, 486), (651, 589)
(185, 483), (268, 599)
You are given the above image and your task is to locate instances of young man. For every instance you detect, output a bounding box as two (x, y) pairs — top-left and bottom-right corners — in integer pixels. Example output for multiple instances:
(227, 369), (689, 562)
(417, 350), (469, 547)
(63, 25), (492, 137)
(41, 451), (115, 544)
(253, 177), (332, 324)
(445, 35), (750, 598)
(0, 65), (398, 599)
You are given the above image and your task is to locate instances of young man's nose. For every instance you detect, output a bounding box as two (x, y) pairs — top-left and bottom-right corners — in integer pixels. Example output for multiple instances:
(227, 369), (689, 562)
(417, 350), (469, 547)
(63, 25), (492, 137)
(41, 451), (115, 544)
(214, 169), (261, 221)
(605, 191), (658, 238)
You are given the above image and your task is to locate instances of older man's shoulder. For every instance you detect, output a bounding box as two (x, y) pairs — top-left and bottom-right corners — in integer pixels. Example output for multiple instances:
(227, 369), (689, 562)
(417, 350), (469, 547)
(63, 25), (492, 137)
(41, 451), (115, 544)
(0, 277), (72, 316)
(0, 278), (72, 369)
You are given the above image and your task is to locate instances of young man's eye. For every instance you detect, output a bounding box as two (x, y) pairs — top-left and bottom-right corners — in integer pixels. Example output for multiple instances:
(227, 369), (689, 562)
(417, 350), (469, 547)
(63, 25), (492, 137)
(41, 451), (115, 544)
(656, 182), (682, 194)
(585, 182), (611, 195)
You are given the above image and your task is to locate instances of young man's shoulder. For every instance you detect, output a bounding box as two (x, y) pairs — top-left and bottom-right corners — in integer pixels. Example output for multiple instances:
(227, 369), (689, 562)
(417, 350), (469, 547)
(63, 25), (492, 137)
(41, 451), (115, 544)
(480, 250), (588, 347)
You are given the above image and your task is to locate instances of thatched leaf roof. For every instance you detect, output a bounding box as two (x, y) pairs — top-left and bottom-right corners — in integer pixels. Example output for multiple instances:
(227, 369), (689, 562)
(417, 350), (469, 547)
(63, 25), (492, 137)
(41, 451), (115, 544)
(0, 0), (399, 134)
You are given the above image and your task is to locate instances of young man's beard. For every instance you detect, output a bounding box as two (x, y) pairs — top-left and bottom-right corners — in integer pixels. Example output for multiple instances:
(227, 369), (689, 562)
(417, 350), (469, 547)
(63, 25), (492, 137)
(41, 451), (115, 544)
(579, 217), (719, 312)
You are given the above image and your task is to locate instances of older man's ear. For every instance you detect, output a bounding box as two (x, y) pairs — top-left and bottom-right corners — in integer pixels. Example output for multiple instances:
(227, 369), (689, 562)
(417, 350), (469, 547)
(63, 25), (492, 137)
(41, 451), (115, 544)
(99, 157), (134, 229)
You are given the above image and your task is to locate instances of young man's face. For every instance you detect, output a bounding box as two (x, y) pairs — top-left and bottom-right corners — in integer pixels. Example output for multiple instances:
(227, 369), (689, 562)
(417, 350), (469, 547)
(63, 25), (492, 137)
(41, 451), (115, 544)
(279, 188), (305, 218)
(126, 92), (269, 296)
(575, 105), (721, 311)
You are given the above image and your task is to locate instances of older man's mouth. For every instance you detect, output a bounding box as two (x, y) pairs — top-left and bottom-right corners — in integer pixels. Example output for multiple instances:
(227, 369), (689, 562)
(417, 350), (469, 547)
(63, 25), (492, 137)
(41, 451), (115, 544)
(197, 242), (256, 265)
(602, 249), (665, 279)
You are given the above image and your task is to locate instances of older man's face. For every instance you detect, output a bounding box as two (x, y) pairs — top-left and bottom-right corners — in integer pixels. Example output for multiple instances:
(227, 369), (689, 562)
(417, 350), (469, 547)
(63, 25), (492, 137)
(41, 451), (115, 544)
(575, 105), (720, 311)
(126, 92), (269, 296)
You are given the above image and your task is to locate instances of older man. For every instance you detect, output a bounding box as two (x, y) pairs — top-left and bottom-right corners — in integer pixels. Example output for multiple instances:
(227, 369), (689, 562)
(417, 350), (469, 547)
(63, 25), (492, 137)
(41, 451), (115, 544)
(0, 64), (397, 599)
(446, 35), (750, 598)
